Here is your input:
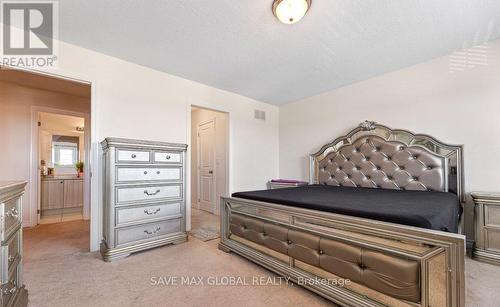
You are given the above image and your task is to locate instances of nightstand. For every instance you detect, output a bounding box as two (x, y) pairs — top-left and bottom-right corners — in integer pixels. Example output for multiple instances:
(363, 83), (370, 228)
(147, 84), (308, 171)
(268, 180), (308, 189)
(472, 192), (500, 265)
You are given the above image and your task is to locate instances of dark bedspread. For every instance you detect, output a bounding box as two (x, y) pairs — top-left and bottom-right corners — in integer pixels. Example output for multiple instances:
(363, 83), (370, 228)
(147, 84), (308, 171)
(232, 184), (462, 232)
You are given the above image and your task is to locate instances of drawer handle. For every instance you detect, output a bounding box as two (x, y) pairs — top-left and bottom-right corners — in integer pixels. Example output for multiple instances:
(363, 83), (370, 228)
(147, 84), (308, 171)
(144, 208), (161, 215)
(6, 208), (19, 219)
(156, 171), (161, 175)
(144, 189), (161, 196)
(166, 155), (171, 160)
(131, 154), (137, 159)
(3, 280), (16, 295)
(144, 226), (161, 235)
(144, 171), (148, 175)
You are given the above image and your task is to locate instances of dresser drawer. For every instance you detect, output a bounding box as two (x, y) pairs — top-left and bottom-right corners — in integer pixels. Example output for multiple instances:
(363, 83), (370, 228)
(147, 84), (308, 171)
(1, 264), (19, 305)
(153, 151), (182, 163)
(116, 167), (182, 183)
(5, 231), (20, 273)
(115, 218), (182, 246)
(116, 202), (181, 226)
(117, 149), (150, 163)
(3, 199), (21, 234)
(116, 184), (182, 204)
(485, 204), (500, 227)
(485, 228), (500, 253)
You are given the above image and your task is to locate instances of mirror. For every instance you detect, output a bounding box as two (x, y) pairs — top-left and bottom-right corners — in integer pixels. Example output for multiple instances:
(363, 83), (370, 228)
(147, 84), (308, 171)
(51, 135), (80, 174)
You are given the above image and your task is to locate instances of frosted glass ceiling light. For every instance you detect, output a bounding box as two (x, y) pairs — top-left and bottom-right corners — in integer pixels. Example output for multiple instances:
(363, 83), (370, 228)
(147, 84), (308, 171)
(272, 0), (311, 25)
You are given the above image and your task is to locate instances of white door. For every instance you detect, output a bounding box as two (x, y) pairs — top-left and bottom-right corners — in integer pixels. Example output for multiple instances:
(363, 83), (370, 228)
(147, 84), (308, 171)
(197, 120), (216, 214)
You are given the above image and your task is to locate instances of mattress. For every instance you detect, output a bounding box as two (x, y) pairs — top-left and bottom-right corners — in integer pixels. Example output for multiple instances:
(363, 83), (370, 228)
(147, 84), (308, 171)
(232, 184), (461, 232)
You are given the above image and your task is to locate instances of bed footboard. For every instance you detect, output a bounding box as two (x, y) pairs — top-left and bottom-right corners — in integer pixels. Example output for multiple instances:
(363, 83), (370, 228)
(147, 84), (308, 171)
(219, 197), (465, 307)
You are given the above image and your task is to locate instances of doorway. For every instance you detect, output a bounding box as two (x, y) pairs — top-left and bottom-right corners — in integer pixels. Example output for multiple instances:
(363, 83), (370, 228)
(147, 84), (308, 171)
(0, 67), (92, 254)
(190, 106), (229, 240)
(37, 112), (87, 224)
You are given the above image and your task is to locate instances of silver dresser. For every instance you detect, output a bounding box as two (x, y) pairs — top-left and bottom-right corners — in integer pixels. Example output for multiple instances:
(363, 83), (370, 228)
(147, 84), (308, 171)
(0, 181), (28, 307)
(472, 192), (500, 265)
(100, 138), (188, 262)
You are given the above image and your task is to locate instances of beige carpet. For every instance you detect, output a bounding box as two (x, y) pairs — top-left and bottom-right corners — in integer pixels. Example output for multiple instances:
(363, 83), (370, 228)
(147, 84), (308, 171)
(23, 220), (500, 306)
(189, 208), (220, 241)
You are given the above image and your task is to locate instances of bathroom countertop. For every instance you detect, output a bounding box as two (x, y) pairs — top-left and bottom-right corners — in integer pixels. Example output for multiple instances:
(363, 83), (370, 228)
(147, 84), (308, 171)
(42, 176), (84, 181)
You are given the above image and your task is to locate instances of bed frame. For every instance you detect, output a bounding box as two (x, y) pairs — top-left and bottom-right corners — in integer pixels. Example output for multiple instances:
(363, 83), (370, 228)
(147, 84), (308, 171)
(219, 121), (465, 307)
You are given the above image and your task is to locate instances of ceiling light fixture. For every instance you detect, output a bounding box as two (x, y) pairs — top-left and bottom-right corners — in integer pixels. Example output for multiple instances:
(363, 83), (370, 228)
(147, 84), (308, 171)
(272, 0), (311, 25)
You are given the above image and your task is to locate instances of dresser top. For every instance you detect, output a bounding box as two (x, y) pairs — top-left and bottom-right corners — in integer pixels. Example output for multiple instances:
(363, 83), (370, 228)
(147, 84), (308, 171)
(0, 181), (27, 197)
(471, 192), (500, 201)
(101, 137), (188, 151)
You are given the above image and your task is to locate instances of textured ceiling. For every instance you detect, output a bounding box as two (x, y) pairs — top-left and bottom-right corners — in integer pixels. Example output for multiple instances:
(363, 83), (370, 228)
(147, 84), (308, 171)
(58, 1), (500, 105)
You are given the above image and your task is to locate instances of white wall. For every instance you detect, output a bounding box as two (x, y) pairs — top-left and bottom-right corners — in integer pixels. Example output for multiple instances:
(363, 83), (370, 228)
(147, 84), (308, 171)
(18, 37), (497, 247)
(0, 80), (90, 226)
(191, 108), (228, 215)
(279, 39), (500, 240)
(32, 40), (279, 251)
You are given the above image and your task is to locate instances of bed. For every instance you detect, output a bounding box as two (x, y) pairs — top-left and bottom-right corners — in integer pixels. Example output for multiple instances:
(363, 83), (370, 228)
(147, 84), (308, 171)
(218, 121), (465, 307)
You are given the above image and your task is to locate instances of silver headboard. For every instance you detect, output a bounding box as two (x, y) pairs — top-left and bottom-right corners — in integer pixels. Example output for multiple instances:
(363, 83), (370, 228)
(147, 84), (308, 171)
(310, 121), (465, 203)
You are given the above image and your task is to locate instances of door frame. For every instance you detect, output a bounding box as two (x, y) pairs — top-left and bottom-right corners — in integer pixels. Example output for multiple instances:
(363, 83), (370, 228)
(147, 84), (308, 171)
(31, 107), (91, 225)
(196, 118), (217, 214)
(187, 104), (229, 231)
(8, 64), (100, 252)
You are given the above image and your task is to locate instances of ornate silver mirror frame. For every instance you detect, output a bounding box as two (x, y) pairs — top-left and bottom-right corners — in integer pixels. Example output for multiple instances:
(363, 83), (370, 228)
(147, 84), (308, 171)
(310, 121), (465, 204)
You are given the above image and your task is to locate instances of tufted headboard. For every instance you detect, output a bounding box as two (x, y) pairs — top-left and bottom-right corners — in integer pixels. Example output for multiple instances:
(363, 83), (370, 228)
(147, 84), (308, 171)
(310, 121), (465, 203)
